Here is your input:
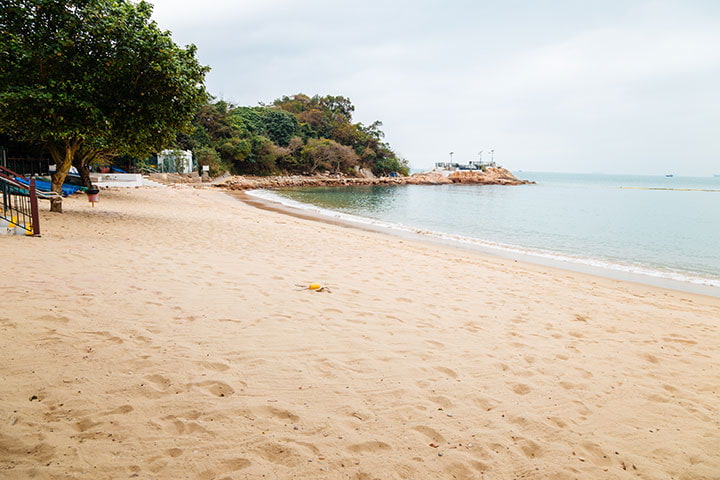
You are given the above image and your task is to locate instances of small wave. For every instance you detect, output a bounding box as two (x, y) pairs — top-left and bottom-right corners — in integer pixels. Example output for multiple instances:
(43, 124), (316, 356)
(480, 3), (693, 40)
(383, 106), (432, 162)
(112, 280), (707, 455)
(247, 189), (720, 289)
(620, 186), (720, 192)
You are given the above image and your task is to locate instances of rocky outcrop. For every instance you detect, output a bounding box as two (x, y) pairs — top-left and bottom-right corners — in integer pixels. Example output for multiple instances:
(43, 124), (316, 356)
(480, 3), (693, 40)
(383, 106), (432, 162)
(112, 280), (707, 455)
(448, 167), (533, 185)
(212, 168), (532, 191)
(146, 172), (205, 184)
(217, 175), (404, 190)
(404, 172), (453, 185)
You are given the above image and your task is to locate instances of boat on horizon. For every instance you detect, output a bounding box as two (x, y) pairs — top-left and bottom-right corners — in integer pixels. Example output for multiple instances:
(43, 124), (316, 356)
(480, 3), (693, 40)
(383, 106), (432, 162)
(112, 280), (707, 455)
(665, 174), (674, 177)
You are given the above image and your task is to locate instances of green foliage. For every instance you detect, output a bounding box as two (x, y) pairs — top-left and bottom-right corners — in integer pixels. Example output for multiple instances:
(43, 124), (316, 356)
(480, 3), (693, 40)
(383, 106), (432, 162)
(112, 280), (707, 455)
(374, 155), (410, 176)
(230, 107), (299, 146)
(134, 158), (159, 174)
(184, 94), (405, 177)
(300, 138), (359, 174)
(1, 0), (208, 152)
(0, 0), (208, 209)
(194, 146), (229, 177)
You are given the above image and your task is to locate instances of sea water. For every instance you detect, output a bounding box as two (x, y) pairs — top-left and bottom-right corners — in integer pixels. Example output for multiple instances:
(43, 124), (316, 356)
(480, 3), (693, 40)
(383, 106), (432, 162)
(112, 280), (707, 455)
(249, 173), (720, 292)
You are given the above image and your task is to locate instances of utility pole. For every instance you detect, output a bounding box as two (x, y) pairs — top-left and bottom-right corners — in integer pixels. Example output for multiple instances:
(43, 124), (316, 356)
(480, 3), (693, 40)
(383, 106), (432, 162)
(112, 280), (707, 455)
(489, 149), (495, 166)
(477, 150), (483, 164)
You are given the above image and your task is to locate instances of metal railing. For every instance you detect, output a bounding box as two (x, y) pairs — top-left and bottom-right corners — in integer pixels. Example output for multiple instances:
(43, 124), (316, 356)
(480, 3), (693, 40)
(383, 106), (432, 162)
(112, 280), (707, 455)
(0, 165), (41, 237)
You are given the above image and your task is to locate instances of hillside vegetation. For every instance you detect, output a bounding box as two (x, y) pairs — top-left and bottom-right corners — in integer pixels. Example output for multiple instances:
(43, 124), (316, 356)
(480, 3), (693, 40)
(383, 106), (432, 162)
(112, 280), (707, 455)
(176, 94), (409, 177)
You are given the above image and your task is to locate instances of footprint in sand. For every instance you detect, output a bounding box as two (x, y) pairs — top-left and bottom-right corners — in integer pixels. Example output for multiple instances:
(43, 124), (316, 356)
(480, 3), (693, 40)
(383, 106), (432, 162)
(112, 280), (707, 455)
(74, 418), (101, 432)
(146, 374), (172, 388)
(166, 448), (183, 458)
(160, 415), (210, 435)
(256, 442), (303, 467)
(197, 361), (231, 372)
(547, 416), (567, 429)
(517, 438), (543, 458)
(412, 425), (446, 443)
(434, 366), (458, 378)
(256, 406), (300, 423)
(579, 441), (612, 466)
(428, 395), (454, 409)
(445, 462), (488, 479)
(473, 396), (498, 411)
(511, 383), (531, 395)
(190, 380), (236, 397)
(641, 353), (661, 364)
(662, 384), (678, 393)
(83, 331), (124, 344)
(103, 405), (134, 415)
(0, 317), (17, 329)
(347, 441), (392, 453)
(222, 458), (252, 471)
(37, 314), (71, 324)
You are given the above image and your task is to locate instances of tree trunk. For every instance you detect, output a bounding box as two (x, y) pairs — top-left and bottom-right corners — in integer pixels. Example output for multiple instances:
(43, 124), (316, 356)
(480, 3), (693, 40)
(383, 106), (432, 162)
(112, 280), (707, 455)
(74, 146), (111, 188)
(47, 140), (80, 213)
(72, 157), (93, 188)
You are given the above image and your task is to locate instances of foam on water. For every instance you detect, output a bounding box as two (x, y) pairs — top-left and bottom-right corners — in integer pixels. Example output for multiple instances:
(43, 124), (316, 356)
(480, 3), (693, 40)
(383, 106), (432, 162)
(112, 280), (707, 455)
(247, 188), (720, 289)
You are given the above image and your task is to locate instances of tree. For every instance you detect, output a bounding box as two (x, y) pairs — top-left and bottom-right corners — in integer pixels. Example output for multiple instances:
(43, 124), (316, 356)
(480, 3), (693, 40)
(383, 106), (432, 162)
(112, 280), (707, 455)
(300, 138), (359, 174)
(230, 107), (299, 146)
(0, 0), (208, 211)
(194, 146), (224, 177)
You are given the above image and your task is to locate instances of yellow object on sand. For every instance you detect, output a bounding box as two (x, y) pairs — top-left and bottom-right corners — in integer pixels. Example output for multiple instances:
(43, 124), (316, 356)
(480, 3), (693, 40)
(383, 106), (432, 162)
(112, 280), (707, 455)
(309, 283), (322, 290)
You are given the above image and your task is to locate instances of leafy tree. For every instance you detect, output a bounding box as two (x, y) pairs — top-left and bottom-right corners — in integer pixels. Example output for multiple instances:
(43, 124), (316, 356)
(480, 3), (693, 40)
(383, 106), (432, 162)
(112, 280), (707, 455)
(259, 109), (299, 147)
(230, 107), (299, 146)
(0, 0), (208, 211)
(242, 136), (280, 174)
(373, 154), (410, 176)
(194, 146), (229, 177)
(300, 138), (359, 174)
(273, 94), (353, 140)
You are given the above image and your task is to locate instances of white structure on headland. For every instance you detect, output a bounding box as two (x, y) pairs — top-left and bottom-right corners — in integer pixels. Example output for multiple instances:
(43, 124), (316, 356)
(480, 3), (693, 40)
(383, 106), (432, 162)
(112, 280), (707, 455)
(434, 160), (486, 171)
(157, 149), (194, 174)
(435, 149), (496, 173)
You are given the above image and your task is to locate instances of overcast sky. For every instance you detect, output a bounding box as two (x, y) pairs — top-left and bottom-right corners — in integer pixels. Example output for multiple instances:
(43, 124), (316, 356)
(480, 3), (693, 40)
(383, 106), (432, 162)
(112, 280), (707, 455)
(150, 0), (720, 175)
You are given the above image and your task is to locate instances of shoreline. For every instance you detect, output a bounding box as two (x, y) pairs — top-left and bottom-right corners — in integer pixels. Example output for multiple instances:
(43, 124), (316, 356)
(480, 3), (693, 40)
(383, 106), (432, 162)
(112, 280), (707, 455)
(236, 189), (720, 299)
(211, 166), (533, 191)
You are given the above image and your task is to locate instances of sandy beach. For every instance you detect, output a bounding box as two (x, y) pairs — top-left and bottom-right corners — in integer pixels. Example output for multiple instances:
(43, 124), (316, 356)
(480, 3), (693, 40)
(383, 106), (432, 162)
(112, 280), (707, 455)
(2, 186), (719, 480)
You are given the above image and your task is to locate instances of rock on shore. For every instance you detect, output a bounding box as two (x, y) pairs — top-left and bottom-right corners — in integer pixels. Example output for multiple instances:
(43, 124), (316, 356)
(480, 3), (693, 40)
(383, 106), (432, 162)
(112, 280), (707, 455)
(448, 167), (534, 185)
(215, 167), (532, 190)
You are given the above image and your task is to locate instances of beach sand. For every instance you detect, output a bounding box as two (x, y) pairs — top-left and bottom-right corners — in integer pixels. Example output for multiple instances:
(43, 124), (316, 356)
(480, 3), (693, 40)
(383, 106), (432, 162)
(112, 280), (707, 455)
(1, 186), (719, 479)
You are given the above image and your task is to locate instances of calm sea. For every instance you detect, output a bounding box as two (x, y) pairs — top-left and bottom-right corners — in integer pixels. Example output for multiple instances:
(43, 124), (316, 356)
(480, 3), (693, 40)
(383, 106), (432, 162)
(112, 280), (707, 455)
(249, 172), (720, 293)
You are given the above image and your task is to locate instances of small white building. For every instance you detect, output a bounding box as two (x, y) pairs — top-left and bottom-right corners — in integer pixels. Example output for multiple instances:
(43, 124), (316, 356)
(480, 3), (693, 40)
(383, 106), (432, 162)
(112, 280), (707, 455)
(157, 149), (194, 174)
